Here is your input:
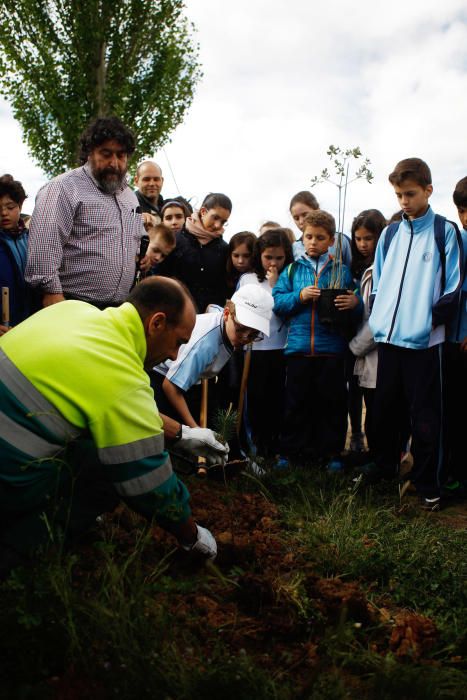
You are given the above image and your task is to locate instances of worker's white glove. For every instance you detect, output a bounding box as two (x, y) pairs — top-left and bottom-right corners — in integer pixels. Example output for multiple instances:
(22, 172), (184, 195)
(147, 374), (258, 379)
(182, 524), (217, 560)
(174, 425), (229, 466)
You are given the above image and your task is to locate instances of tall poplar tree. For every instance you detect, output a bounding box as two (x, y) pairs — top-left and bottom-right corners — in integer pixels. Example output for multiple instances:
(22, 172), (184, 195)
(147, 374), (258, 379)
(0, 0), (201, 176)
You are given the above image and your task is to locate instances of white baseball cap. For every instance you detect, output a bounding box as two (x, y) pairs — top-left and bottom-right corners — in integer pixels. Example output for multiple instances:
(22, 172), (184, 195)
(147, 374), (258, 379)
(231, 284), (273, 336)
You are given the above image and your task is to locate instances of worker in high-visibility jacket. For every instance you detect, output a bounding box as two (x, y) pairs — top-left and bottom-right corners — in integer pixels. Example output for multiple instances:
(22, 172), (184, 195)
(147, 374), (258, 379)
(0, 277), (225, 572)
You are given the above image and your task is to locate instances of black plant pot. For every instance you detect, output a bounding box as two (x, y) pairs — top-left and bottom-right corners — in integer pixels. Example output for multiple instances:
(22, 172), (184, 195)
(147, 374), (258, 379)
(317, 288), (353, 336)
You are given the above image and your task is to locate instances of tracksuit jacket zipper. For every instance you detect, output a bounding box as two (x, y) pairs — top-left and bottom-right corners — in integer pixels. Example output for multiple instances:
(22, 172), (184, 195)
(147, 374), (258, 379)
(387, 219), (414, 343)
(310, 255), (331, 354)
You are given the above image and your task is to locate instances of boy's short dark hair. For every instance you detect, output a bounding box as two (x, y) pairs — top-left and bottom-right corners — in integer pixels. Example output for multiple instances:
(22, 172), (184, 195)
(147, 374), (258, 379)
(148, 223), (176, 248)
(0, 174), (27, 205)
(388, 158), (432, 187)
(453, 176), (467, 208)
(303, 210), (336, 237)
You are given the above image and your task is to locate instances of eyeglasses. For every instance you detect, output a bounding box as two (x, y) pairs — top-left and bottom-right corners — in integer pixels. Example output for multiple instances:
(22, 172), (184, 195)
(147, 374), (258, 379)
(230, 312), (264, 342)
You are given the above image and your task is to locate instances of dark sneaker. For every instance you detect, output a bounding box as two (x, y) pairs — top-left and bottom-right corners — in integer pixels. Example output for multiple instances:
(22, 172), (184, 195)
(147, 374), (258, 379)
(420, 496), (441, 512)
(354, 462), (398, 484)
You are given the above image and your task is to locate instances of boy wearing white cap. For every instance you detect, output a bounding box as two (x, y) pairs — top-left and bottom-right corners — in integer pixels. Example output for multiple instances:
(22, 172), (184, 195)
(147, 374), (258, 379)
(151, 284), (273, 429)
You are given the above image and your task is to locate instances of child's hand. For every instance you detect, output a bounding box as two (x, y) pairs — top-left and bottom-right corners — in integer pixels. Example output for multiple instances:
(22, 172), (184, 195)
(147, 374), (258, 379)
(142, 212), (159, 230)
(266, 265), (279, 287)
(139, 254), (152, 273)
(0, 324), (10, 336)
(334, 290), (358, 311)
(461, 337), (467, 352)
(300, 286), (320, 302)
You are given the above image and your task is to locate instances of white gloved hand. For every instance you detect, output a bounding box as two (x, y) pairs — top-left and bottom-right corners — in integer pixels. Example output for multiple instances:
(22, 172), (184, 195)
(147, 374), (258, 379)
(174, 425), (229, 466)
(182, 524), (217, 560)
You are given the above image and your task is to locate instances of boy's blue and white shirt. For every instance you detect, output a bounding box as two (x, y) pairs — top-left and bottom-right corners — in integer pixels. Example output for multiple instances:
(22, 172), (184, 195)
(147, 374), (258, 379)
(369, 207), (463, 350)
(449, 227), (467, 343)
(153, 310), (232, 391)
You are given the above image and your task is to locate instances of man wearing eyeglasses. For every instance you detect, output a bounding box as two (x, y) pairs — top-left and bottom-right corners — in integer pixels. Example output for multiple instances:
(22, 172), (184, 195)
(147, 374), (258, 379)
(150, 284), (273, 429)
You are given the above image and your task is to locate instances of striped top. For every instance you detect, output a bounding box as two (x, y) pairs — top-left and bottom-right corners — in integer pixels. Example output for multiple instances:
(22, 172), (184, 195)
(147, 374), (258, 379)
(25, 164), (145, 304)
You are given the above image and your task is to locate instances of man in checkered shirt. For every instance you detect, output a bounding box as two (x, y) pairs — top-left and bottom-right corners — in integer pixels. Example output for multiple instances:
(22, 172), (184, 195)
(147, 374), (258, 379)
(25, 117), (154, 309)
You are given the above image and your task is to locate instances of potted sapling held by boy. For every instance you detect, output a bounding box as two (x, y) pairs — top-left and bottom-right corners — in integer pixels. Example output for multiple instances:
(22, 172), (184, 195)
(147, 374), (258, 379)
(309, 145), (373, 334)
(298, 211), (360, 336)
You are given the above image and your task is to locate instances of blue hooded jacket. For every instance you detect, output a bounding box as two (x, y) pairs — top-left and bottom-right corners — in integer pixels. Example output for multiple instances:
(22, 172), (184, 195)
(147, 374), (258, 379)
(369, 207), (463, 350)
(0, 221), (30, 326)
(273, 253), (361, 356)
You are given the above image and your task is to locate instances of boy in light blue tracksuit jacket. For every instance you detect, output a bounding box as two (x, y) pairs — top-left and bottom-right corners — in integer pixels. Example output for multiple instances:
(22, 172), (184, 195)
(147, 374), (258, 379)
(273, 210), (362, 468)
(368, 158), (463, 509)
(444, 177), (467, 491)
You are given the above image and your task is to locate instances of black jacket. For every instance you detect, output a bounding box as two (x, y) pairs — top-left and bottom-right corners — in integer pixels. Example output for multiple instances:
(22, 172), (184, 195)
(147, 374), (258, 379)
(155, 227), (229, 312)
(135, 190), (163, 218)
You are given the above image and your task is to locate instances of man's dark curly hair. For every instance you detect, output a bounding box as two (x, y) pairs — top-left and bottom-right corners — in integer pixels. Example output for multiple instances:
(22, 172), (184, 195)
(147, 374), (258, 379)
(78, 117), (136, 164)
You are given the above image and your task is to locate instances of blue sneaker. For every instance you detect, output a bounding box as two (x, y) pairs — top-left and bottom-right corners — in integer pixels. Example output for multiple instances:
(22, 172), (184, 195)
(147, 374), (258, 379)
(274, 456), (289, 470)
(327, 458), (344, 472)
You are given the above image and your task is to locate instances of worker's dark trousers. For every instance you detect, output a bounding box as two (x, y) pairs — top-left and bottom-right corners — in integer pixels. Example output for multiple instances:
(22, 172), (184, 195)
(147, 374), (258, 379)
(373, 343), (444, 496)
(0, 441), (119, 572)
(280, 355), (348, 460)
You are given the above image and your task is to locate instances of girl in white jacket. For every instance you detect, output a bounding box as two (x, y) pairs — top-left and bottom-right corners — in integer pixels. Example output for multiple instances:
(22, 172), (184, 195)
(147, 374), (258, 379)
(238, 228), (293, 457)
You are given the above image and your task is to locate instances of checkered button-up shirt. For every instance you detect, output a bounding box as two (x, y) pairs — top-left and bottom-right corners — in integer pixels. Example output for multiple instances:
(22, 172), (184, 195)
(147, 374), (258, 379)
(25, 163), (145, 304)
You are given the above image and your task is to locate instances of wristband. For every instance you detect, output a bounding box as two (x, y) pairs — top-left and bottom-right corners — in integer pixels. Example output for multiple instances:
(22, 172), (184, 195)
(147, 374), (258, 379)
(174, 423), (183, 441)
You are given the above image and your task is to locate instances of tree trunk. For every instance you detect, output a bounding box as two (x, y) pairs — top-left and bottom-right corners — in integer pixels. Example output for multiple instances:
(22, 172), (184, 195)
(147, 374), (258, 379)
(96, 41), (107, 117)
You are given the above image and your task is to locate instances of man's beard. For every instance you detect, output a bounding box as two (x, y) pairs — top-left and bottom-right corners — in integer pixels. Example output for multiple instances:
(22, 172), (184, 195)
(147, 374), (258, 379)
(93, 167), (127, 194)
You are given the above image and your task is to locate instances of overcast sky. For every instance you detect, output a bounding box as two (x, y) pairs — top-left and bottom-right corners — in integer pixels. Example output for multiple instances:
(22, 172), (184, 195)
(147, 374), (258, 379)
(2, 0), (467, 239)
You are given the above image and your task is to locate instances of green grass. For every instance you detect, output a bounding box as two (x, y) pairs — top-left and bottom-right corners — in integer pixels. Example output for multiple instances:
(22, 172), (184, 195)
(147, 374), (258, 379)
(270, 466), (467, 650)
(1, 463), (467, 698)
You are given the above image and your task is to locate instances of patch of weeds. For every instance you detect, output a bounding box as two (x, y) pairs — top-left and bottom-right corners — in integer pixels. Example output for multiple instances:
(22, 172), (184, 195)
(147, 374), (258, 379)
(365, 653), (467, 700)
(189, 650), (289, 700)
(303, 670), (348, 700)
(277, 471), (467, 653)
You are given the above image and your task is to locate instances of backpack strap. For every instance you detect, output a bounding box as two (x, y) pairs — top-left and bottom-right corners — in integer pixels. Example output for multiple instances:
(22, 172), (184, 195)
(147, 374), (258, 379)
(433, 214), (446, 294)
(382, 222), (400, 259)
(287, 262), (297, 284)
(383, 216), (451, 295)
